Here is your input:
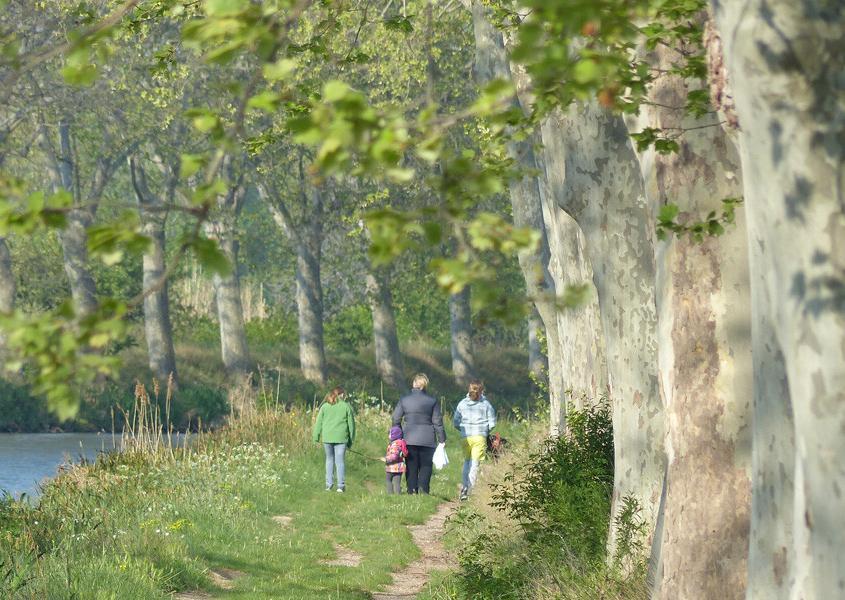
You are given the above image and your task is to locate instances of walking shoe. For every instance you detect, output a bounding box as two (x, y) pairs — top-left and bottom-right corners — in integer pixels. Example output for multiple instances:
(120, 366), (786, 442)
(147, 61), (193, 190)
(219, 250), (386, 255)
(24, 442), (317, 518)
(325, 486), (332, 491)
(337, 488), (344, 493)
(459, 487), (468, 501)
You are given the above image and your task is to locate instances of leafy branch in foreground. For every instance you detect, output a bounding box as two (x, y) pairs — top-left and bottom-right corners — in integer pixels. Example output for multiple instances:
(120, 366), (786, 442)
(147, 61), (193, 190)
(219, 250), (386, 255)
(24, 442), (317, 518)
(656, 197), (743, 242)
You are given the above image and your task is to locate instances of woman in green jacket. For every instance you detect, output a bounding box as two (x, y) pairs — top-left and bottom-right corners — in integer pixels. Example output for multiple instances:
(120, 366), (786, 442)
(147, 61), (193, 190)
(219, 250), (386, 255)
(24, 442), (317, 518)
(312, 387), (355, 492)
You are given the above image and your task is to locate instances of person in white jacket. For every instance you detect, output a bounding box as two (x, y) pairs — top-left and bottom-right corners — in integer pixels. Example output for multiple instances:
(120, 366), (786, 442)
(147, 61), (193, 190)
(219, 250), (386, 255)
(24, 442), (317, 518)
(452, 380), (496, 501)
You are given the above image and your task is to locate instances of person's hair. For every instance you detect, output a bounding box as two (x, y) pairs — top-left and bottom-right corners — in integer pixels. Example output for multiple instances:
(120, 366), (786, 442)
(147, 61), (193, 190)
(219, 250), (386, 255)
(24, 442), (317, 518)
(325, 386), (345, 404)
(468, 379), (484, 401)
(412, 373), (429, 390)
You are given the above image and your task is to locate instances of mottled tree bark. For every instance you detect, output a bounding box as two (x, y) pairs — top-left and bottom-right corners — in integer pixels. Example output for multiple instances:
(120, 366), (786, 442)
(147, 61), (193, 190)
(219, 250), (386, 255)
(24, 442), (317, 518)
(527, 307), (547, 383)
(259, 180), (328, 385)
(208, 183), (250, 377)
(0, 236), (14, 360)
(468, 0), (567, 432)
(533, 129), (609, 413)
(633, 41), (752, 599)
(39, 120), (123, 318)
(129, 156), (177, 383)
(48, 123), (98, 316)
(546, 103), (665, 552)
(366, 266), (404, 390)
(295, 233), (327, 386)
(710, 1), (845, 597)
(449, 286), (477, 388)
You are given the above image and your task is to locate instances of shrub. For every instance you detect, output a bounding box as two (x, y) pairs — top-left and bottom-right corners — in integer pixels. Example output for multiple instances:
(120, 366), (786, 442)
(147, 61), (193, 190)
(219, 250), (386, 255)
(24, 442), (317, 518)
(324, 304), (373, 351)
(169, 383), (228, 429)
(489, 402), (614, 563)
(245, 313), (298, 348)
(0, 380), (50, 432)
(427, 403), (650, 600)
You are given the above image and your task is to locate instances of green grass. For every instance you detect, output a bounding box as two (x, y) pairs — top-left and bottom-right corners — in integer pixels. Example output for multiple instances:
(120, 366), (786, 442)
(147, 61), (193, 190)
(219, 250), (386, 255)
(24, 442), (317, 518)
(1, 328), (535, 433)
(416, 410), (649, 600)
(0, 406), (465, 599)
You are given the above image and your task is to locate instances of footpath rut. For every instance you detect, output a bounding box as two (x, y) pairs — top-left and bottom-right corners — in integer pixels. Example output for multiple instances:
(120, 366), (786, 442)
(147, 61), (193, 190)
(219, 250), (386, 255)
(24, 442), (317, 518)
(372, 501), (456, 599)
(175, 502), (456, 599)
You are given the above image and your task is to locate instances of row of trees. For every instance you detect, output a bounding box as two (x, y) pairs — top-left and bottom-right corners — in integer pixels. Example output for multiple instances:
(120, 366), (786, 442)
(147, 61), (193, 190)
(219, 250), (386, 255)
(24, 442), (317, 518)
(464, 1), (842, 598)
(1, 0), (842, 598)
(0, 0), (527, 405)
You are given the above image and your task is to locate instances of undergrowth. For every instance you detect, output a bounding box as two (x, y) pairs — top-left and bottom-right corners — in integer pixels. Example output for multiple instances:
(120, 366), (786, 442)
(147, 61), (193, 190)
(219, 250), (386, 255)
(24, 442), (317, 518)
(420, 402), (649, 600)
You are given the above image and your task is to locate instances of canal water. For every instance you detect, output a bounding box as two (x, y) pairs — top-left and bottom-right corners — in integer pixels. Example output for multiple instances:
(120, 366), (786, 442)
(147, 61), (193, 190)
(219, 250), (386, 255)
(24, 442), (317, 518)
(0, 433), (120, 498)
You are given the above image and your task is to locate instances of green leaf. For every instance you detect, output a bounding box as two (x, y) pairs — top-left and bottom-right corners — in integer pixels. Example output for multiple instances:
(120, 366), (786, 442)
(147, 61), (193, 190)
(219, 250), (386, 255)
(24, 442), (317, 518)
(191, 112), (219, 133)
(204, 0), (250, 17)
(323, 80), (351, 102)
(61, 63), (98, 86)
(658, 203), (679, 223)
(180, 153), (206, 178)
(190, 237), (231, 276)
(573, 59), (599, 84)
(263, 58), (297, 81)
(247, 91), (280, 112)
(383, 15), (413, 33)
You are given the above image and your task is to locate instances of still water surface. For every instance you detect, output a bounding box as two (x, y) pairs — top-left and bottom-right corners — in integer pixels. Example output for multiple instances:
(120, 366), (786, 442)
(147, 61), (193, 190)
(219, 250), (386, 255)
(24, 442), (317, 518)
(0, 433), (120, 498)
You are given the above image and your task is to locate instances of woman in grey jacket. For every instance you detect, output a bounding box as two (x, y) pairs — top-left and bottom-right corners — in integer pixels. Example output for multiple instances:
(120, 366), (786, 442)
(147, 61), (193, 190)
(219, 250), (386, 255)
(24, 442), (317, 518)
(392, 373), (446, 494)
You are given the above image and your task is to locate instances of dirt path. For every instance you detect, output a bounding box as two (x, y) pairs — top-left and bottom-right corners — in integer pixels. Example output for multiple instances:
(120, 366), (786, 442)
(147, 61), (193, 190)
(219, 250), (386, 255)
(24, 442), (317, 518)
(372, 501), (456, 599)
(174, 504), (455, 599)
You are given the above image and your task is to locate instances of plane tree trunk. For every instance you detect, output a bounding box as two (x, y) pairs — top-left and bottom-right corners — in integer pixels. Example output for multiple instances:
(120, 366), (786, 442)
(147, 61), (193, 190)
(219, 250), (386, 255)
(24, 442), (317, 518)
(633, 38), (752, 599)
(258, 177), (328, 386)
(207, 179), (250, 378)
(129, 155), (177, 383)
(468, 0), (567, 432)
(449, 286), (477, 388)
(546, 103), (665, 554)
(710, 1), (845, 596)
(365, 264), (404, 391)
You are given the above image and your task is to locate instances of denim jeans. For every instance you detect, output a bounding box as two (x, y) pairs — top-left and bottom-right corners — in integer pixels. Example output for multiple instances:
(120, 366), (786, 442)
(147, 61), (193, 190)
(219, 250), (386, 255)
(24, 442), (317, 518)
(324, 443), (347, 489)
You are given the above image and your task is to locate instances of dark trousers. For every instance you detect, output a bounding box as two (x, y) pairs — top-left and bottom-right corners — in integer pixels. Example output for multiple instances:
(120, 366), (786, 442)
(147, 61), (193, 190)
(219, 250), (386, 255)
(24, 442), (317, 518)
(405, 445), (435, 494)
(386, 472), (402, 494)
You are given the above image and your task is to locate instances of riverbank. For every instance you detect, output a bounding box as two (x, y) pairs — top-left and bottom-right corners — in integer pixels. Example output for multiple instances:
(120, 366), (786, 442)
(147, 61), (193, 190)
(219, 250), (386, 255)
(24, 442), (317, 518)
(0, 338), (534, 434)
(0, 404), (472, 599)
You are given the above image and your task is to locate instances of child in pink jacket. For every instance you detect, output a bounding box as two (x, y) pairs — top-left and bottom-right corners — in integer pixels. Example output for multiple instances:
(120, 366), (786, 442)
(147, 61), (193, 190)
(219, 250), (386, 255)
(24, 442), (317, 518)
(383, 426), (408, 494)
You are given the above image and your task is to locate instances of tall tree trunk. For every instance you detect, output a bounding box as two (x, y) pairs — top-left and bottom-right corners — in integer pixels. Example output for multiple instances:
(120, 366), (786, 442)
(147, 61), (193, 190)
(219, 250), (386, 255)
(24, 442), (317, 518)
(295, 237), (327, 386)
(710, 2), (845, 597)
(129, 157), (177, 383)
(58, 215), (98, 317)
(468, 0), (567, 432)
(633, 40), (752, 599)
(257, 176), (328, 386)
(547, 103), (665, 553)
(208, 183), (250, 378)
(527, 307), (547, 383)
(473, 0), (660, 536)
(366, 266), (404, 390)
(0, 236), (14, 360)
(533, 131), (609, 414)
(40, 121), (99, 317)
(449, 286), (476, 388)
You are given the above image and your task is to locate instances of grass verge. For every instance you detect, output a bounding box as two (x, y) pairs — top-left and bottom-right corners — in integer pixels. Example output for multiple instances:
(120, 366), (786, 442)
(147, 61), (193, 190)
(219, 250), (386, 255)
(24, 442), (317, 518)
(1, 403), (465, 599)
(418, 405), (650, 600)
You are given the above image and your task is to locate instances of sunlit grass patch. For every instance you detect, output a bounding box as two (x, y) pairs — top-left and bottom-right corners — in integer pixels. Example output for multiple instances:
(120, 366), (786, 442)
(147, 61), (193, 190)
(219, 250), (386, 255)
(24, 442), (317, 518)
(1, 399), (465, 599)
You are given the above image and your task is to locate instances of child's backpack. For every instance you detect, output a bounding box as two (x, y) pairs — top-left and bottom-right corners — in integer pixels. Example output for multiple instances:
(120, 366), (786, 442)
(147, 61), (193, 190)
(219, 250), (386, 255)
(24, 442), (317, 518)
(385, 440), (404, 464)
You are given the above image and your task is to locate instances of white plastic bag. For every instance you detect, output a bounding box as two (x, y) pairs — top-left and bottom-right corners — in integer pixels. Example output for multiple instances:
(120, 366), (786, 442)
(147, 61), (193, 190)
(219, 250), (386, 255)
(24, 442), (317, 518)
(433, 442), (449, 470)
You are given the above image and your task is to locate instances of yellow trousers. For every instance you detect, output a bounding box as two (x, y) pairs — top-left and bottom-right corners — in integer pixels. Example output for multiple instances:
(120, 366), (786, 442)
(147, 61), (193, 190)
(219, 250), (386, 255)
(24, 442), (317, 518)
(462, 435), (487, 462)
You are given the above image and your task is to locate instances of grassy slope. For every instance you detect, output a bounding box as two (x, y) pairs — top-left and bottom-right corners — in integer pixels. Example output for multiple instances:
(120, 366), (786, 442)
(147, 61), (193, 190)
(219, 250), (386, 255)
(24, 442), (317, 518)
(1, 408), (466, 599)
(1, 331), (534, 432)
